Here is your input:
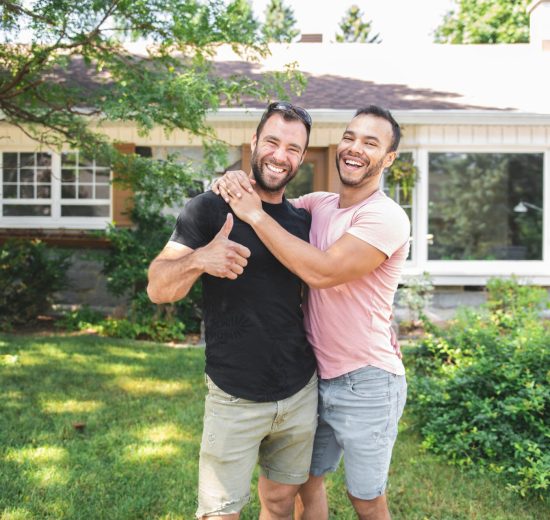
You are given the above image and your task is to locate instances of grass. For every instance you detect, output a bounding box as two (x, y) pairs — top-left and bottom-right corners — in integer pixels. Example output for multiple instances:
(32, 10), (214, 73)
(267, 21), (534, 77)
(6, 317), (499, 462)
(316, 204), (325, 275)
(1, 334), (548, 520)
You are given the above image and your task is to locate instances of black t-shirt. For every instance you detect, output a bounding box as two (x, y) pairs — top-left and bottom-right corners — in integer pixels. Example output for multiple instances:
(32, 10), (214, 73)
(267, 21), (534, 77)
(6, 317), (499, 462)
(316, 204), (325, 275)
(170, 191), (317, 402)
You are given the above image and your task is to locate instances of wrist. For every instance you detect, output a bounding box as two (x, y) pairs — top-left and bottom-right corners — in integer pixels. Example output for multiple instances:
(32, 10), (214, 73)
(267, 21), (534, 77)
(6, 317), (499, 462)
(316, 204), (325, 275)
(248, 209), (267, 227)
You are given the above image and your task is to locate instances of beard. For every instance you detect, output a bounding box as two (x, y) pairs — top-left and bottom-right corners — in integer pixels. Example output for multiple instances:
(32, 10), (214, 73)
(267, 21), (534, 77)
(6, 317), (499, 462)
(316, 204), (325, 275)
(251, 149), (299, 193)
(336, 154), (386, 186)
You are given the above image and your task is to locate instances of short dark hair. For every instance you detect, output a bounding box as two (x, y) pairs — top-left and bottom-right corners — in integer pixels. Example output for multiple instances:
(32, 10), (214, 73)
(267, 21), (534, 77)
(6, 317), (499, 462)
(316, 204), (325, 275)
(354, 105), (401, 152)
(256, 101), (312, 150)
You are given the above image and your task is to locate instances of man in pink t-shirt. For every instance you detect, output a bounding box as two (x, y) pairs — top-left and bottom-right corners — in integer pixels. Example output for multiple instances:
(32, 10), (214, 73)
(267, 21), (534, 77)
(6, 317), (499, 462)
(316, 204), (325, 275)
(215, 106), (410, 520)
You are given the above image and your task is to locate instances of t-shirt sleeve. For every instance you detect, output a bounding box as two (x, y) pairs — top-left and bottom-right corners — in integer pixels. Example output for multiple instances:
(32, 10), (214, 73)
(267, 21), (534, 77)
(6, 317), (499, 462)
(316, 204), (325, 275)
(347, 200), (411, 258)
(292, 192), (332, 212)
(169, 195), (214, 249)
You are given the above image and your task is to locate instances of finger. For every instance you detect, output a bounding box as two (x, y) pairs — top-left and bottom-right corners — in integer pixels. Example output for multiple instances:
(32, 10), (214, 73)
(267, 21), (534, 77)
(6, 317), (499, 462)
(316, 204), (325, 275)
(229, 242), (251, 258)
(215, 213), (233, 239)
(234, 171), (255, 193)
(218, 183), (230, 203)
(224, 177), (242, 198)
(211, 179), (220, 194)
(229, 263), (244, 276)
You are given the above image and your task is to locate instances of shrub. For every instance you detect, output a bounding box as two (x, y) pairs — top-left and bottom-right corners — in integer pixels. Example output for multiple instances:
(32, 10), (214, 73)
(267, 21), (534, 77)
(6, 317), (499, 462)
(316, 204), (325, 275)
(408, 278), (549, 498)
(0, 239), (70, 329)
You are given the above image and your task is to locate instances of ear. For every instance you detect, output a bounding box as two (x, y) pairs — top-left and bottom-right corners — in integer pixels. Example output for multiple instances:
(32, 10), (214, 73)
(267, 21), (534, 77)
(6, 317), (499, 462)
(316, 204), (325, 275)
(251, 133), (258, 153)
(383, 151), (397, 169)
(299, 150), (308, 166)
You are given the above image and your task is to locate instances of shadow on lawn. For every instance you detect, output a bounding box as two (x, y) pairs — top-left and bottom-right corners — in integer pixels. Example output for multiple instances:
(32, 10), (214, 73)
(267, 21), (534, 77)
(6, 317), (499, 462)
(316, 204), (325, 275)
(0, 334), (206, 518)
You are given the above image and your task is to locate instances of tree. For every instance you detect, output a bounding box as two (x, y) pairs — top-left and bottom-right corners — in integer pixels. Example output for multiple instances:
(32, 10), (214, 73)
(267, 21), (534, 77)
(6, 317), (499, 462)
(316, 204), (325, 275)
(0, 0), (303, 192)
(0, 0), (305, 332)
(261, 0), (299, 43)
(335, 4), (381, 43)
(434, 0), (530, 43)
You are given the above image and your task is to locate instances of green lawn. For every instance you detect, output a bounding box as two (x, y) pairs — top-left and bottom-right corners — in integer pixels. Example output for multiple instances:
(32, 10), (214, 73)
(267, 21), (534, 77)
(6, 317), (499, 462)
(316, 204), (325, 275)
(1, 334), (547, 520)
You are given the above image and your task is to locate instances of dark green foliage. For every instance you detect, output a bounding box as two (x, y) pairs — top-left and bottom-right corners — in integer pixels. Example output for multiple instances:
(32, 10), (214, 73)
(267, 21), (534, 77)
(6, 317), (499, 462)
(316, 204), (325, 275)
(261, 0), (299, 43)
(434, 0), (530, 44)
(335, 4), (381, 43)
(409, 278), (550, 498)
(0, 239), (70, 329)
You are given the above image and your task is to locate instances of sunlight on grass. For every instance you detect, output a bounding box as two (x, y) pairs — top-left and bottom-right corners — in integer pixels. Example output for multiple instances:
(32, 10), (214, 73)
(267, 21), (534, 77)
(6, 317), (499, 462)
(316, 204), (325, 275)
(113, 377), (190, 396)
(122, 443), (180, 461)
(41, 399), (104, 414)
(0, 354), (19, 366)
(106, 346), (149, 359)
(0, 508), (33, 520)
(139, 423), (190, 443)
(6, 446), (67, 465)
(31, 464), (69, 487)
(95, 362), (143, 376)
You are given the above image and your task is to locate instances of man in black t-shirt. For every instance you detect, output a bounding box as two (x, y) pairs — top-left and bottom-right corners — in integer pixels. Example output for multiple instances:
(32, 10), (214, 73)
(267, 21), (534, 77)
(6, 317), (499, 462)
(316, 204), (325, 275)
(147, 102), (317, 520)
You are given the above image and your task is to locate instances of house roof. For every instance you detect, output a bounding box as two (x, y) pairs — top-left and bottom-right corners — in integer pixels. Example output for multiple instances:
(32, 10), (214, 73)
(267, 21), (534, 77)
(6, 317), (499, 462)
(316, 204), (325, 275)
(212, 42), (550, 115)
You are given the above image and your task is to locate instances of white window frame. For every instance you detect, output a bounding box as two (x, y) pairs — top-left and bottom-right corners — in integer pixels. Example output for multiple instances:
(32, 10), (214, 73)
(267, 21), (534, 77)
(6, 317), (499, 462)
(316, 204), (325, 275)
(403, 146), (550, 285)
(0, 148), (112, 230)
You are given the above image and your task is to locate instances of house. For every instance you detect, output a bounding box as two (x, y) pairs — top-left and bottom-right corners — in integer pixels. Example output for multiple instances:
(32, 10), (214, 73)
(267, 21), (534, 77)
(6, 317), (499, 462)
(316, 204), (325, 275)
(1, 1), (549, 313)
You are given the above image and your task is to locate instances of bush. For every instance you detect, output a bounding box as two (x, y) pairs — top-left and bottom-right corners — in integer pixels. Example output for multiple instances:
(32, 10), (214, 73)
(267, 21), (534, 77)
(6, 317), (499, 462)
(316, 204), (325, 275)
(408, 278), (549, 498)
(57, 306), (186, 343)
(0, 239), (70, 329)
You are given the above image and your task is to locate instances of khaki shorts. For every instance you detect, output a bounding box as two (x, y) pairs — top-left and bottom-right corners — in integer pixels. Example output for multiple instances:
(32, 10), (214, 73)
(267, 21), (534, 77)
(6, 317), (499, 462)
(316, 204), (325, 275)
(196, 373), (318, 518)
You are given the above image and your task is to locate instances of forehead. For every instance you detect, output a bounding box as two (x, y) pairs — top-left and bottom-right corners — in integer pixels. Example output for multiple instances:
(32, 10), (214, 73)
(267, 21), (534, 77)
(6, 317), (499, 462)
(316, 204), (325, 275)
(258, 113), (308, 147)
(345, 114), (393, 146)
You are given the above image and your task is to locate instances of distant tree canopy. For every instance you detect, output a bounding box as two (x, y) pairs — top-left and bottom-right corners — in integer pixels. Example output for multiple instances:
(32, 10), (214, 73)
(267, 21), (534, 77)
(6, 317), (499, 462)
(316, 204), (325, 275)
(434, 0), (530, 43)
(335, 4), (381, 43)
(262, 0), (300, 43)
(0, 0), (304, 207)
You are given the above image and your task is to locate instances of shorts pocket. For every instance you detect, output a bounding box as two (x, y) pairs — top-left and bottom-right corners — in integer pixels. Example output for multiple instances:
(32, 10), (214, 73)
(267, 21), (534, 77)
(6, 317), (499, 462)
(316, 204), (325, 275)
(206, 375), (241, 404)
(348, 366), (391, 399)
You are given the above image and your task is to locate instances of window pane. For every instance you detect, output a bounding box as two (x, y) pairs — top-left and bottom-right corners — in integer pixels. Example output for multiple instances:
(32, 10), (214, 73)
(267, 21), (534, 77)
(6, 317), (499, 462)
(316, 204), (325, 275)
(36, 169), (51, 182)
(3, 185), (17, 198)
(20, 169), (34, 183)
(3, 204), (51, 216)
(79, 155), (94, 167)
(37, 185), (51, 198)
(62, 152), (78, 166)
(285, 163), (314, 199)
(36, 153), (51, 167)
(3, 169), (17, 182)
(3, 153), (18, 168)
(61, 205), (109, 217)
(20, 185), (34, 198)
(79, 169), (93, 183)
(95, 185), (110, 199)
(96, 170), (110, 183)
(62, 169), (76, 182)
(20, 153), (35, 167)
(428, 153), (543, 260)
(78, 184), (93, 199)
(61, 185), (76, 198)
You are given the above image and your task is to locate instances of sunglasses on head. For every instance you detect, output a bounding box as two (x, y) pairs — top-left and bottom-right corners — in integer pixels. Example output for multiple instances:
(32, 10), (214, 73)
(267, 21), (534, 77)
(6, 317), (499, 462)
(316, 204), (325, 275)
(266, 101), (312, 129)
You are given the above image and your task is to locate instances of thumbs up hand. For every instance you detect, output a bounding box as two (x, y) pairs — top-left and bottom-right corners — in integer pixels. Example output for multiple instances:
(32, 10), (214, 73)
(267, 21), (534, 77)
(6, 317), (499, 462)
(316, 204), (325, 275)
(196, 214), (251, 279)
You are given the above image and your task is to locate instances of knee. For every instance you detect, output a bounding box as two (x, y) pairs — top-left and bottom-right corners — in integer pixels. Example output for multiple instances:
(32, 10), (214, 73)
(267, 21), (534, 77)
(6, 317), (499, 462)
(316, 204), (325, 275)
(262, 493), (294, 517)
(348, 493), (388, 519)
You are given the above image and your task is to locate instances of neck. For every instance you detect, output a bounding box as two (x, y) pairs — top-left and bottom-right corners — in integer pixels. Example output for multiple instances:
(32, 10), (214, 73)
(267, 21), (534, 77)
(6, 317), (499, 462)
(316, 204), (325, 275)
(338, 175), (381, 208)
(249, 171), (285, 204)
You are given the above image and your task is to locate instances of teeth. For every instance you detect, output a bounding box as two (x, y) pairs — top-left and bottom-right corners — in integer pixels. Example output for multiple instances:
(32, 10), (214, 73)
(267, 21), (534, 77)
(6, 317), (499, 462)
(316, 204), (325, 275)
(345, 159), (363, 167)
(266, 163), (284, 173)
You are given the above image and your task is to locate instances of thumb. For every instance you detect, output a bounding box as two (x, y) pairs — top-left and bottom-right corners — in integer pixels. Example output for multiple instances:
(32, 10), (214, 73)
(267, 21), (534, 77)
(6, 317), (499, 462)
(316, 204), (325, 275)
(216, 213), (233, 239)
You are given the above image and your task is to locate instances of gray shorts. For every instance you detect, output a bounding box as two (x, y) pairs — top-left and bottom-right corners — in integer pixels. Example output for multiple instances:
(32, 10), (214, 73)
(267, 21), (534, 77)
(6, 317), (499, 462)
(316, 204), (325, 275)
(309, 365), (407, 500)
(196, 373), (318, 518)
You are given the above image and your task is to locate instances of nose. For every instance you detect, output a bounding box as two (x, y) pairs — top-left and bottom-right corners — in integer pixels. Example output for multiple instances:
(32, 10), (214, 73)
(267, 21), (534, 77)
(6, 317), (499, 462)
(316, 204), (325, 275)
(349, 139), (362, 153)
(272, 146), (287, 162)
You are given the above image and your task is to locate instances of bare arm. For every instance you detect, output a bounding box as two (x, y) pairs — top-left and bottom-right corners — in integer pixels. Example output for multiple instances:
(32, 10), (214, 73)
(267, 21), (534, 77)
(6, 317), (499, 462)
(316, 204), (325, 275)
(147, 214), (251, 303)
(223, 190), (385, 289)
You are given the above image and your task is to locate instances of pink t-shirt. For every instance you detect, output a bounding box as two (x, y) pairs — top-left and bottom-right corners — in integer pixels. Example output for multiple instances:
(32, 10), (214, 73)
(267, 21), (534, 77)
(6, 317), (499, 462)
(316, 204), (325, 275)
(294, 191), (410, 378)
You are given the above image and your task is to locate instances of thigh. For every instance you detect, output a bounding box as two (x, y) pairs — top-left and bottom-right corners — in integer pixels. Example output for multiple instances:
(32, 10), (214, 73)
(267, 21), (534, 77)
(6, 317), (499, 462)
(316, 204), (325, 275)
(197, 376), (273, 518)
(309, 379), (343, 477)
(332, 367), (407, 500)
(259, 374), (318, 485)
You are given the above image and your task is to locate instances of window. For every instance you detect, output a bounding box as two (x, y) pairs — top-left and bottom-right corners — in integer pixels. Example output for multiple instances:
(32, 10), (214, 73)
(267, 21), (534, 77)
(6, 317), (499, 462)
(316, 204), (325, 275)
(428, 153), (544, 261)
(1, 151), (111, 228)
(382, 151), (415, 261)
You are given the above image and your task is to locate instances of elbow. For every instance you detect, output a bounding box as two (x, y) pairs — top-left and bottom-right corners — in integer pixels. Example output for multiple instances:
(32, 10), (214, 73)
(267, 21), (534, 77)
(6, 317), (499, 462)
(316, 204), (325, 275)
(303, 272), (337, 289)
(147, 282), (165, 304)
